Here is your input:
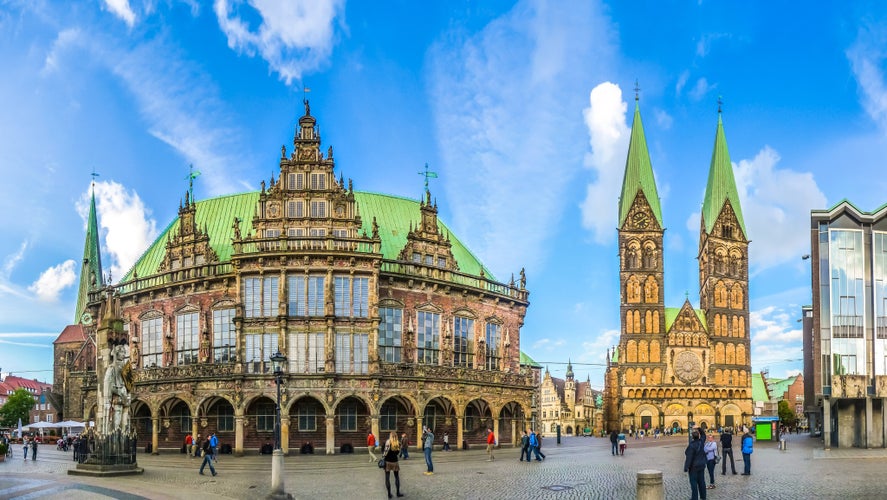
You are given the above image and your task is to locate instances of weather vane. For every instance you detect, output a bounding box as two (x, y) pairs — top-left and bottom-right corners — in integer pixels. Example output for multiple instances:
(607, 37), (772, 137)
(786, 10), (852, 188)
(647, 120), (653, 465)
(90, 168), (100, 195)
(185, 164), (201, 201)
(418, 163), (438, 191)
(717, 95), (723, 113)
(634, 79), (640, 101)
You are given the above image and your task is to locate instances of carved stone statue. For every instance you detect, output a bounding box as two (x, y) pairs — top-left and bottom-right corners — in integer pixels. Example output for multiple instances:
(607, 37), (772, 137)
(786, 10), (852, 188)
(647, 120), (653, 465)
(199, 329), (211, 363)
(519, 268), (526, 289)
(101, 344), (132, 433)
(130, 341), (140, 369)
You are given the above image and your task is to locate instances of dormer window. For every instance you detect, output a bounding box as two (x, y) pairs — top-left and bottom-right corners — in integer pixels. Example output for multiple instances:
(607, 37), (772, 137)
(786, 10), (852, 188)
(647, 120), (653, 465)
(310, 173), (325, 190)
(288, 173), (304, 190)
(424, 255), (433, 266)
(437, 257), (446, 268)
(412, 252), (421, 263)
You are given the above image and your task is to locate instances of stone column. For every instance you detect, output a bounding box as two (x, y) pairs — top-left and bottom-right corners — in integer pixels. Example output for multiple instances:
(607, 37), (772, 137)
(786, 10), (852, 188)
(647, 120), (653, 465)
(882, 398), (887, 448)
(823, 398), (831, 450)
(456, 416), (463, 451)
(235, 416), (244, 456)
(416, 417), (424, 452)
(493, 417), (499, 446)
(866, 396), (873, 449)
(281, 418), (290, 455)
(511, 419), (516, 446)
(151, 416), (160, 455)
(371, 417), (380, 447)
(191, 415), (199, 454)
(325, 416), (335, 455)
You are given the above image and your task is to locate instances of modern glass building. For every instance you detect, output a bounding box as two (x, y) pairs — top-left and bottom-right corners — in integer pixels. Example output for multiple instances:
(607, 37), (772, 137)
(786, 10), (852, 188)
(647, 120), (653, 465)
(806, 201), (887, 448)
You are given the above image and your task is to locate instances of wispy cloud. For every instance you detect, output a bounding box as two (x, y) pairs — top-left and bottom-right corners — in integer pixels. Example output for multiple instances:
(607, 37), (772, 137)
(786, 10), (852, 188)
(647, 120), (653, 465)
(28, 260), (76, 301)
(102, 0), (136, 27)
(696, 33), (729, 58)
(0, 339), (53, 348)
(676, 70), (690, 96)
(428, 0), (616, 276)
(77, 181), (158, 282)
(580, 82), (630, 244)
(3, 241), (28, 278)
(0, 333), (59, 338)
(214, 0), (345, 85)
(654, 108), (673, 130)
(688, 77), (714, 101)
(848, 23), (887, 131)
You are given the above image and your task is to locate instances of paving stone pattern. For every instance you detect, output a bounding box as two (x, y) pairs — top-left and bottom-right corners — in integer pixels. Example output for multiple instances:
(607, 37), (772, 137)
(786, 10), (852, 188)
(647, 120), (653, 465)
(0, 433), (884, 499)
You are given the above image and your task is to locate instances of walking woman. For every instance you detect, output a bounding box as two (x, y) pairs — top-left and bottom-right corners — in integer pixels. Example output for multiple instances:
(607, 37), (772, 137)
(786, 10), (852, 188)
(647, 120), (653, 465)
(703, 433), (718, 489)
(382, 431), (404, 498)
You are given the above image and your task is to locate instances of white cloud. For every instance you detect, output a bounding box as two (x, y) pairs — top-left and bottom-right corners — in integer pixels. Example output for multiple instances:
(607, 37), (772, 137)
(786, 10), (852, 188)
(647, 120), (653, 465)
(676, 70), (690, 96)
(732, 147), (827, 272)
(750, 305), (801, 344)
(654, 108), (673, 130)
(848, 25), (887, 131)
(214, 0), (345, 85)
(688, 77), (714, 101)
(28, 259), (76, 301)
(696, 33), (729, 58)
(42, 28), (249, 196)
(103, 0), (136, 27)
(428, 0), (615, 276)
(78, 181), (159, 282)
(3, 241), (28, 278)
(580, 328), (620, 363)
(580, 82), (630, 244)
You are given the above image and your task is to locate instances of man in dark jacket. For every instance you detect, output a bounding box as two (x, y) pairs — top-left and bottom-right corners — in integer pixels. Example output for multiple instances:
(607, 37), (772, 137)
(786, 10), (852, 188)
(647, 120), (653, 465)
(720, 427), (737, 475)
(609, 430), (618, 456)
(684, 429), (707, 500)
(519, 430), (530, 461)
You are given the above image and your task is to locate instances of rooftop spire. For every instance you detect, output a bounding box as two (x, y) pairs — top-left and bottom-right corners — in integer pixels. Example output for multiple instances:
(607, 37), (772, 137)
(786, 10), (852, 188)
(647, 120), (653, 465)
(75, 181), (104, 323)
(701, 107), (746, 236)
(618, 96), (663, 228)
(566, 358), (574, 379)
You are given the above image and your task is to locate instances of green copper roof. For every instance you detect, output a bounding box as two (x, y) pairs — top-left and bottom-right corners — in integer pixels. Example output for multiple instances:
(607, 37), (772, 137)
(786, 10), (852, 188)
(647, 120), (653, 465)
(701, 114), (746, 236)
(618, 102), (663, 228)
(75, 190), (103, 323)
(766, 376), (797, 400)
(520, 351), (541, 368)
(123, 191), (493, 282)
(751, 373), (770, 403)
(664, 306), (708, 331)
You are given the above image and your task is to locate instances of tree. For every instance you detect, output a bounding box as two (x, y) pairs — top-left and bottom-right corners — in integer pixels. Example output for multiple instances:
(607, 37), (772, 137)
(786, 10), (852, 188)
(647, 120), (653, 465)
(777, 400), (797, 427)
(0, 388), (35, 427)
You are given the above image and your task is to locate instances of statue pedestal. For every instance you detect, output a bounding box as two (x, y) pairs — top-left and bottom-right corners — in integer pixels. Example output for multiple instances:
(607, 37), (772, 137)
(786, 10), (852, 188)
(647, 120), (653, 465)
(68, 429), (144, 477)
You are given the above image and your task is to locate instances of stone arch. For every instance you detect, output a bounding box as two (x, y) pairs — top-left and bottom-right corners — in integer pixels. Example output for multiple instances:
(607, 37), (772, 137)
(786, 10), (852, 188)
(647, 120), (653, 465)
(199, 396), (236, 449)
(244, 395), (278, 451)
(159, 396), (193, 450)
(633, 311), (641, 333)
(628, 389), (636, 399)
(626, 240), (641, 269)
(693, 389), (701, 399)
(665, 403), (685, 416)
(729, 249), (743, 276)
(713, 313), (722, 336)
(638, 340), (649, 362)
(737, 344), (746, 365)
(627, 276), (642, 303)
(714, 280), (727, 308)
(715, 247), (728, 274)
(679, 389), (687, 399)
(131, 399), (153, 448)
(715, 343), (725, 364)
(645, 310), (653, 333)
(644, 276), (659, 303)
(650, 340), (661, 362)
(726, 344), (736, 364)
(642, 240), (658, 269)
(331, 396), (373, 448)
(714, 369), (723, 385)
(498, 401), (527, 445)
(289, 395), (326, 450)
(642, 389), (648, 398)
(377, 395), (416, 440)
(626, 310), (636, 334)
(626, 340), (638, 363)
(730, 283), (744, 310)
(738, 317), (745, 338)
(462, 399), (492, 445)
(720, 315), (728, 337)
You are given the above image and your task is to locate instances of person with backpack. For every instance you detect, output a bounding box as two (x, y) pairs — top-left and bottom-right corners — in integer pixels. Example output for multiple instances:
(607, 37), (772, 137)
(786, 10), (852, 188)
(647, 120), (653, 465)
(519, 430), (530, 461)
(198, 437), (217, 476)
(684, 429), (707, 500)
(741, 427), (754, 475)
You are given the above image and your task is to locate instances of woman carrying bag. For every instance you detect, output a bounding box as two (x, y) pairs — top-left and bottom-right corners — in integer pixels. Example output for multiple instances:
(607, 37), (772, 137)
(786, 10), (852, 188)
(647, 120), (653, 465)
(382, 432), (404, 498)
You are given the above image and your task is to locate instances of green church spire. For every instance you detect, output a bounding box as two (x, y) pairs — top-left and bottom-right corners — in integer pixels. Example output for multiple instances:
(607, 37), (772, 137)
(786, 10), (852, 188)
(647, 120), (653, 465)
(701, 110), (746, 236)
(618, 100), (663, 229)
(74, 186), (103, 323)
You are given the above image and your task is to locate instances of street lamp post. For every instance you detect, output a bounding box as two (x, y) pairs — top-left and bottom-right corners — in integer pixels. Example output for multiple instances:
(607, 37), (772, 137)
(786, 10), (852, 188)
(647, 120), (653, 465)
(268, 351), (292, 500)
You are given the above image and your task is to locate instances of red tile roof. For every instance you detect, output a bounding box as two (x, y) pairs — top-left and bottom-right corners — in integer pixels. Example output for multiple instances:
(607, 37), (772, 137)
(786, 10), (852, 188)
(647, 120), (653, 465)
(53, 324), (86, 344)
(2, 375), (52, 393)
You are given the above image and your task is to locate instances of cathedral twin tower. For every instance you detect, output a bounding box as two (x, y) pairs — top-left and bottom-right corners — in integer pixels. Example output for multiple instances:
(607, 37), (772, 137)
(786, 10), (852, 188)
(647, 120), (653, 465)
(603, 97), (753, 433)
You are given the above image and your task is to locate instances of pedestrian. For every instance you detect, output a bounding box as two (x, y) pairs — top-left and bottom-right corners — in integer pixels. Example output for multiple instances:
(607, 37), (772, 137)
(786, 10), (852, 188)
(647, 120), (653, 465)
(72, 436), (80, 462)
(382, 431), (404, 498)
(31, 437), (38, 461)
(720, 427), (737, 475)
(194, 434), (201, 457)
(422, 426), (434, 475)
(185, 433), (193, 458)
(609, 429), (618, 456)
(741, 427), (754, 475)
(684, 429), (707, 500)
(519, 430), (530, 461)
(704, 433), (718, 489)
(367, 430), (379, 462)
(399, 432), (410, 460)
(442, 431), (450, 451)
(198, 437), (217, 476)
(210, 432), (219, 461)
(485, 427), (495, 461)
(617, 430), (626, 456)
(536, 433), (546, 460)
(23, 436), (29, 461)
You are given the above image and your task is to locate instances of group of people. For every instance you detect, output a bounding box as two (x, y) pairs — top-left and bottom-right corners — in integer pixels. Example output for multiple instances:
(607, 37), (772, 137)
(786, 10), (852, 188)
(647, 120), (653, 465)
(518, 429), (546, 462)
(684, 426), (755, 500)
(19, 435), (39, 461)
(183, 432), (219, 476)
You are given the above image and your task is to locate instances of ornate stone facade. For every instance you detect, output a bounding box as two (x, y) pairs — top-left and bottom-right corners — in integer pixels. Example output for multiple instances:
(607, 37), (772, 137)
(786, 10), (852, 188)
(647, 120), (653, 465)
(538, 362), (602, 436)
(57, 103), (533, 455)
(604, 102), (753, 434)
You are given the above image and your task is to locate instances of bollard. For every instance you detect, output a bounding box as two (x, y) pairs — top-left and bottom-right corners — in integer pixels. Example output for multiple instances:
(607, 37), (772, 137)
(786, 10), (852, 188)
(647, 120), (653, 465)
(636, 470), (664, 500)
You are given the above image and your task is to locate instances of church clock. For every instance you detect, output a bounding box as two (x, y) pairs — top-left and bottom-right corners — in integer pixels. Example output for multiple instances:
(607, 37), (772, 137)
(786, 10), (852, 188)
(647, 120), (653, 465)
(632, 212), (649, 229)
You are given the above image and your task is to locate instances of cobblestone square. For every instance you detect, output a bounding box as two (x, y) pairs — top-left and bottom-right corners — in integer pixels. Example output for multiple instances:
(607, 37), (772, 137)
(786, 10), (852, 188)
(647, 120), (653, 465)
(1, 433), (883, 499)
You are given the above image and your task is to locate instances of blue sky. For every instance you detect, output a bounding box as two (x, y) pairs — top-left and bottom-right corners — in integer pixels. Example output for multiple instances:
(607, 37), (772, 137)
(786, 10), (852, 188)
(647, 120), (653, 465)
(1, 0), (886, 388)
